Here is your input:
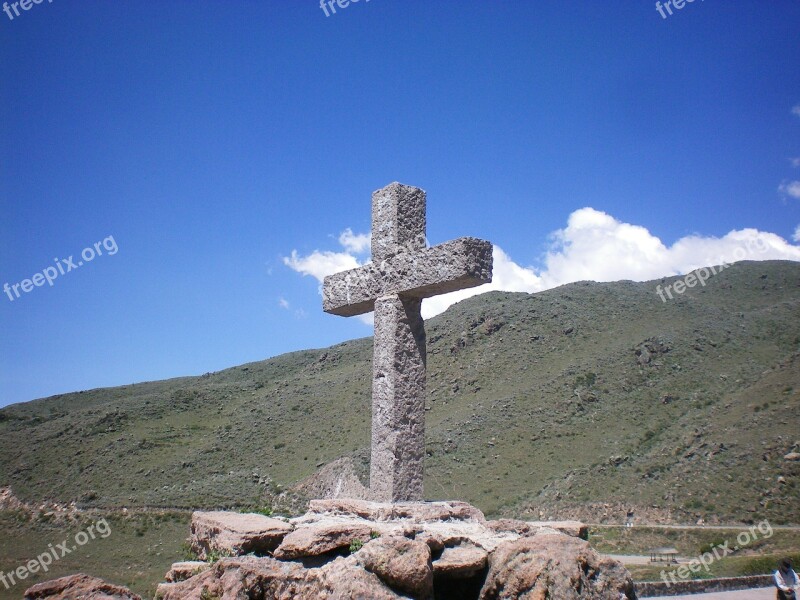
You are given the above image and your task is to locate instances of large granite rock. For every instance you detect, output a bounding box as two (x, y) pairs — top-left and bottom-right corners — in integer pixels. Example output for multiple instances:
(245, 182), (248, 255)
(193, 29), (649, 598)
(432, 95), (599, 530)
(24, 573), (142, 600)
(356, 536), (433, 598)
(189, 510), (292, 559)
(272, 522), (373, 559)
(480, 532), (636, 600)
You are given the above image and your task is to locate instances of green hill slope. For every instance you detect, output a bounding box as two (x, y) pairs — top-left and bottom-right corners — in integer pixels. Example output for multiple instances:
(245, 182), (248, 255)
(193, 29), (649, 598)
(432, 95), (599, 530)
(1, 260), (798, 523)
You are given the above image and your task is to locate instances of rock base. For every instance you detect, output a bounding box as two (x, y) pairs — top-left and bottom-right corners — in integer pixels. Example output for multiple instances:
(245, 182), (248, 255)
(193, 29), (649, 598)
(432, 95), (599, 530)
(156, 499), (636, 599)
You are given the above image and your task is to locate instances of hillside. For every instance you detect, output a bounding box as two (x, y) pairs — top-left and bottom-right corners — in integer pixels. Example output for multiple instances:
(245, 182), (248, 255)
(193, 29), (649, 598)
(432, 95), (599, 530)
(1, 260), (798, 524)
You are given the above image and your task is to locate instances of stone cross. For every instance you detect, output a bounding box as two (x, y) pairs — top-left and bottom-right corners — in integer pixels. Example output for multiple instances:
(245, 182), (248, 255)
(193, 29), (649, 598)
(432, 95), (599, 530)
(322, 182), (493, 502)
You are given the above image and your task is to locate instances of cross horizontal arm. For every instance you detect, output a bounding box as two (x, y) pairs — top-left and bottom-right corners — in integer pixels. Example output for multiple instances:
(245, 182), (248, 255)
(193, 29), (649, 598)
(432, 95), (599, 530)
(322, 237), (493, 317)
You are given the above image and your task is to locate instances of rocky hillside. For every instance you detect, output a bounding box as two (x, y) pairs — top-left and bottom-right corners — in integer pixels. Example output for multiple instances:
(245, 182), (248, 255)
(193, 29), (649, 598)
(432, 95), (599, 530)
(1, 260), (798, 524)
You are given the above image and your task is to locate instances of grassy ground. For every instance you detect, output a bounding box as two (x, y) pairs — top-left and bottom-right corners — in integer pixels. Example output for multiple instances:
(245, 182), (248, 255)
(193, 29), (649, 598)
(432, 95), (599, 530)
(0, 510), (189, 600)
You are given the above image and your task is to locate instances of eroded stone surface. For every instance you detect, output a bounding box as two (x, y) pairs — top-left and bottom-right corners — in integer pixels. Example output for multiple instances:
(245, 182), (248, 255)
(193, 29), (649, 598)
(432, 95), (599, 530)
(24, 574), (142, 600)
(371, 293), (427, 502)
(164, 561), (210, 583)
(433, 543), (488, 578)
(272, 522), (373, 559)
(479, 532), (636, 600)
(156, 554), (404, 600)
(308, 498), (486, 523)
(323, 237), (494, 317)
(488, 517), (589, 540)
(356, 536), (433, 598)
(189, 511), (293, 560)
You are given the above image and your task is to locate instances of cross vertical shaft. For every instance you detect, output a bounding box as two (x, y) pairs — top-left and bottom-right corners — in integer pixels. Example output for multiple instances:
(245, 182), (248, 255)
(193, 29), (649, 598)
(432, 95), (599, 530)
(371, 295), (426, 501)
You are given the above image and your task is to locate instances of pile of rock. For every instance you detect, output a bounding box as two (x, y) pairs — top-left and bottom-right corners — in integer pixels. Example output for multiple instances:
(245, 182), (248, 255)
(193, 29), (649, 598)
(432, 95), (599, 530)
(154, 499), (635, 599)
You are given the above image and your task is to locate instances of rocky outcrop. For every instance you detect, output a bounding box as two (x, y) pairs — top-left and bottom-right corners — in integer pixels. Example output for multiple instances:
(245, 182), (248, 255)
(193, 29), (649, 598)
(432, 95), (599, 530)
(24, 573), (142, 600)
(155, 499), (634, 600)
(189, 510), (293, 559)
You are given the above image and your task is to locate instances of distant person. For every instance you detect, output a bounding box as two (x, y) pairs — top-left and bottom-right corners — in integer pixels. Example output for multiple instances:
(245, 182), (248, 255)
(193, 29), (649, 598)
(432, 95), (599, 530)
(775, 559), (799, 600)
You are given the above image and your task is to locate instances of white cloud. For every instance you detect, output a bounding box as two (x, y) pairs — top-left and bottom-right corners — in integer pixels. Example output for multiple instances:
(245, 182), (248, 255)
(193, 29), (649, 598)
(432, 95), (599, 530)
(286, 215), (800, 324)
(790, 158), (800, 168)
(282, 249), (360, 282)
(338, 228), (371, 254)
(779, 180), (800, 200)
(278, 297), (290, 310)
(794, 225), (800, 243)
(793, 104), (800, 118)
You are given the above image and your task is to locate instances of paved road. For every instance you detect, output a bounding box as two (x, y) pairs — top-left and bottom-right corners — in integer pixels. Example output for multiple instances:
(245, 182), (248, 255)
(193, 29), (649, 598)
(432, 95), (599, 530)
(656, 588), (774, 599)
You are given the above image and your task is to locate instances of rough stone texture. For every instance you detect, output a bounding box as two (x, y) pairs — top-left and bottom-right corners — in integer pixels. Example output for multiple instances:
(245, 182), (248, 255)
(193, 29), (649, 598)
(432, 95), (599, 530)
(145, 501), (632, 599)
(322, 183), (493, 503)
(189, 510), (293, 560)
(479, 532), (636, 600)
(488, 517), (589, 540)
(155, 555), (316, 600)
(272, 522), (373, 559)
(323, 236), (494, 317)
(371, 293), (427, 502)
(156, 554), (404, 600)
(24, 573), (142, 600)
(308, 498), (487, 523)
(357, 535), (434, 598)
(433, 543), (488, 578)
(371, 182), (427, 262)
(164, 561), (210, 583)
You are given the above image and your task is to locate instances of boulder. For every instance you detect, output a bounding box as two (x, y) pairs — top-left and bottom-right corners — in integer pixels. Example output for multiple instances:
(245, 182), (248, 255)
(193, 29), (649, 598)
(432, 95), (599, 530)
(479, 532), (635, 599)
(433, 543), (488, 578)
(189, 511), (292, 560)
(164, 561), (210, 583)
(24, 574), (142, 600)
(415, 530), (445, 553)
(356, 536), (433, 598)
(273, 522), (373, 559)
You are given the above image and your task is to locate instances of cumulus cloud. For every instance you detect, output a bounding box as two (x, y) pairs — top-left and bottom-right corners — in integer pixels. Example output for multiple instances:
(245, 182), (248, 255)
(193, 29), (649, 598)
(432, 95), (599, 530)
(285, 209), (800, 323)
(278, 297), (290, 310)
(794, 225), (800, 243)
(790, 158), (800, 168)
(338, 228), (371, 254)
(793, 104), (800, 118)
(779, 180), (800, 200)
(283, 249), (360, 282)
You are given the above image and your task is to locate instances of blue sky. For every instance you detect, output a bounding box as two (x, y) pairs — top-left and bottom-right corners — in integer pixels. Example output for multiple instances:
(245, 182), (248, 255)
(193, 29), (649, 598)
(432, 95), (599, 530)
(2, 1), (799, 407)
